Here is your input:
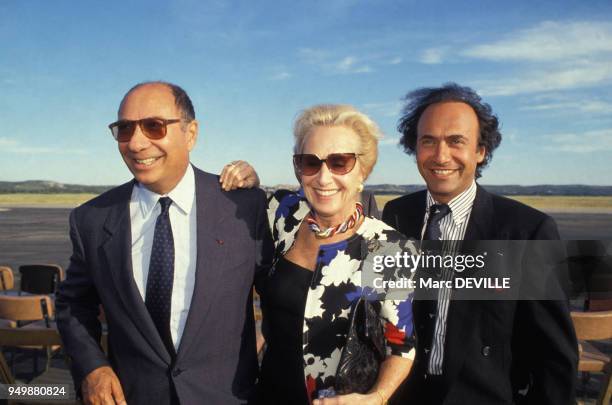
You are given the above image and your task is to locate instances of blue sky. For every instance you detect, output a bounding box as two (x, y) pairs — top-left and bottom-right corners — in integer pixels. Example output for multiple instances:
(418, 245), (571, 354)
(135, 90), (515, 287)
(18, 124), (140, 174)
(1, 0), (611, 186)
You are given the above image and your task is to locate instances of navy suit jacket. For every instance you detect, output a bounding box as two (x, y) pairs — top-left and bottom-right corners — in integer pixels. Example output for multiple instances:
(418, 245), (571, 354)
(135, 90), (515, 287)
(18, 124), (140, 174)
(383, 185), (578, 405)
(56, 167), (272, 404)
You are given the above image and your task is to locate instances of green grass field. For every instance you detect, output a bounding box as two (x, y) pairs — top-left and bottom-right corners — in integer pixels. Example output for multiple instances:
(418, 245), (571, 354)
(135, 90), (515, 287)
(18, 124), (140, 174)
(1, 193), (611, 212)
(0, 193), (98, 207)
(374, 194), (612, 212)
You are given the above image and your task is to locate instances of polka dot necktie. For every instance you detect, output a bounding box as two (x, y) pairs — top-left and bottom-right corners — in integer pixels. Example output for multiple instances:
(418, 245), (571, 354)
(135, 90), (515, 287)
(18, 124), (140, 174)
(423, 204), (451, 241)
(145, 196), (176, 356)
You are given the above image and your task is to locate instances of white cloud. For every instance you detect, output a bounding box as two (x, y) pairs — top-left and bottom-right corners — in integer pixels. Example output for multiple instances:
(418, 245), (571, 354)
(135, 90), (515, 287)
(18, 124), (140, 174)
(8, 147), (88, 154)
(477, 59), (612, 96)
(388, 57), (402, 65)
(504, 131), (519, 143)
(0, 137), (87, 155)
(269, 71), (292, 80)
(298, 47), (329, 63)
(413, 20), (612, 95)
(336, 56), (356, 71)
(362, 101), (403, 117)
(379, 136), (400, 146)
(267, 64), (293, 81)
(463, 21), (612, 62)
(297, 48), (373, 74)
(334, 56), (372, 73)
(521, 99), (612, 114)
(545, 129), (612, 153)
(0, 137), (18, 147)
(419, 47), (446, 64)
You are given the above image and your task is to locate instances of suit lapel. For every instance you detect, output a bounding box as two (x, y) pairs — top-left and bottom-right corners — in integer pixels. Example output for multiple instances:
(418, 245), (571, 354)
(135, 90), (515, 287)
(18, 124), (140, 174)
(176, 169), (229, 361)
(101, 181), (172, 364)
(463, 185), (494, 241)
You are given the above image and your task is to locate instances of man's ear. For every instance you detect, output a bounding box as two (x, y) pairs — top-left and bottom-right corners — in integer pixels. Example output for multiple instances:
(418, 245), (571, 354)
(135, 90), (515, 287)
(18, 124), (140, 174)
(186, 120), (199, 151)
(476, 145), (486, 163)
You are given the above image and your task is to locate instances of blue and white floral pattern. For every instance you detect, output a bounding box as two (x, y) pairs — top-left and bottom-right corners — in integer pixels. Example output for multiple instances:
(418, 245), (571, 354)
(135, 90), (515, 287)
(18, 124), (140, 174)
(266, 189), (417, 400)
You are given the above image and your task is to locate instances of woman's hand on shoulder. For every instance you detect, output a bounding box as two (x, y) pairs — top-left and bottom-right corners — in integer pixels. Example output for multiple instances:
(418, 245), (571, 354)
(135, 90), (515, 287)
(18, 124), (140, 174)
(219, 160), (259, 191)
(312, 392), (384, 405)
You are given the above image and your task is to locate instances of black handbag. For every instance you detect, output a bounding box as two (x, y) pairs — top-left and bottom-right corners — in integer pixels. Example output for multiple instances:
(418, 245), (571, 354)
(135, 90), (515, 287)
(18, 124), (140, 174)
(335, 296), (386, 395)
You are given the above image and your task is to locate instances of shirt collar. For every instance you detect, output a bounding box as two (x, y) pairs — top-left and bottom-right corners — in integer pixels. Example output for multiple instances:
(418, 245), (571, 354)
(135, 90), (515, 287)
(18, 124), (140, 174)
(135, 164), (195, 217)
(426, 180), (477, 226)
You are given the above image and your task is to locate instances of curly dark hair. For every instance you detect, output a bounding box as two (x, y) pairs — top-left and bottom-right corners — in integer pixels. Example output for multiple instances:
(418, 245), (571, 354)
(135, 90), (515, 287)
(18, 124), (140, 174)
(397, 82), (502, 178)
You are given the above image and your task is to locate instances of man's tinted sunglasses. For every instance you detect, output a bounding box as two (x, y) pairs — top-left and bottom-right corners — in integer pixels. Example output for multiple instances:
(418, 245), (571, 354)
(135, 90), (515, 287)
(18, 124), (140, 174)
(108, 118), (184, 142)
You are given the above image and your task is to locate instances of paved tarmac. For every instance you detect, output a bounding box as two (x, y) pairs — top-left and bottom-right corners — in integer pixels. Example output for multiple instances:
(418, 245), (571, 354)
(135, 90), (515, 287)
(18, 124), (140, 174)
(0, 207), (611, 272)
(0, 208), (72, 272)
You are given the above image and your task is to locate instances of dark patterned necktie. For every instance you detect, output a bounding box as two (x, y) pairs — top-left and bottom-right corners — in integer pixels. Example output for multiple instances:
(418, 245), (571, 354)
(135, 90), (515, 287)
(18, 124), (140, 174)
(145, 196), (175, 356)
(423, 204), (451, 240)
(421, 203), (451, 369)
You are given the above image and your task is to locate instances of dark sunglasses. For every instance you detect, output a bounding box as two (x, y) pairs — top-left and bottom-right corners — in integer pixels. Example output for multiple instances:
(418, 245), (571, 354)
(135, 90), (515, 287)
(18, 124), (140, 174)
(293, 153), (361, 176)
(108, 118), (184, 142)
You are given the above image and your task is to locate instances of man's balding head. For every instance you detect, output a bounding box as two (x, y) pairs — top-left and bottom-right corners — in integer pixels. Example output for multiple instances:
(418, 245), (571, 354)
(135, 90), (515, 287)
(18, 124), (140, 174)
(119, 81), (195, 122)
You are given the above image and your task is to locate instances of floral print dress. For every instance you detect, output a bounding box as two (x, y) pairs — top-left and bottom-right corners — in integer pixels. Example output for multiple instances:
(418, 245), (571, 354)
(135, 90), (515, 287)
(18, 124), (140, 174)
(265, 189), (416, 401)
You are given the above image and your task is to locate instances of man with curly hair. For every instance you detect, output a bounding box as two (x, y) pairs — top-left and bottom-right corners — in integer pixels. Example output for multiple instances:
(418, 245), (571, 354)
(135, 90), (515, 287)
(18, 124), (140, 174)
(382, 83), (578, 404)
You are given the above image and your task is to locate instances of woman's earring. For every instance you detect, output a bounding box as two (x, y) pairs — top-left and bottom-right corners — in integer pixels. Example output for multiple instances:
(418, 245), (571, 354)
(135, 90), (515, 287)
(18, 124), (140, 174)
(357, 183), (364, 193)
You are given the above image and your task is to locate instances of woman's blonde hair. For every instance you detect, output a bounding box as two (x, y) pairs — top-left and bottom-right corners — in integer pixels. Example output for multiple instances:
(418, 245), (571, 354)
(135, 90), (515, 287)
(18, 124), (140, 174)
(293, 104), (381, 180)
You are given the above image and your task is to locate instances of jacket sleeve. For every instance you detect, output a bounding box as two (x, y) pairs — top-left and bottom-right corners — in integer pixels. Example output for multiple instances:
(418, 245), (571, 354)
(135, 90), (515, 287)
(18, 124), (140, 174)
(381, 200), (398, 230)
(254, 189), (274, 294)
(361, 190), (380, 219)
(55, 209), (109, 390)
(513, 215), (578, 405)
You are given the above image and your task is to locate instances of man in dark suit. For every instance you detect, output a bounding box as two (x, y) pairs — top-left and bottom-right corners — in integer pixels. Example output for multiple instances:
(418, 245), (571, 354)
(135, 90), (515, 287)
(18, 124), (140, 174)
(382, 83), (578, 404)
(56, 81), (271, 405)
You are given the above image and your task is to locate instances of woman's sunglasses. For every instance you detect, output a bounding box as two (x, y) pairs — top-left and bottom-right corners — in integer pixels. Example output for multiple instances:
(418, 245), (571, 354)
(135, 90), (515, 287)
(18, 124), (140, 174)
(108, 117), (184, 142)
(293, 153), (361, 176)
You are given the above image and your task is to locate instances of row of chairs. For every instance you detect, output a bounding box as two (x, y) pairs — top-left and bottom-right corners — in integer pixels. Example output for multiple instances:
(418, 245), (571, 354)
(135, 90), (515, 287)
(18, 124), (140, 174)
(0, 264), (70, 398)
(0, 327), (77, 404)
(0, 265), (85, 402)
(573, 310), (612, 405)
(0, 264), (64, 295)
(0, 265), (61, 332)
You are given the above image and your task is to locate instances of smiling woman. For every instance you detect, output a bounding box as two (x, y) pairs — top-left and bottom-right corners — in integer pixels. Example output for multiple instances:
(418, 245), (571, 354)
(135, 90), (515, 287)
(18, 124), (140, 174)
(290, 104), (381, 232)
(255, 104), (416, 404)
(296, 125), (365, 227)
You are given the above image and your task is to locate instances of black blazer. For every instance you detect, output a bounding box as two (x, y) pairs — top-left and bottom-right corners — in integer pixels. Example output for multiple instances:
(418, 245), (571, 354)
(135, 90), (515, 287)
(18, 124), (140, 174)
(383, 185), (578, 405)
(361, 190), (380, 219)
(56, 167), (273, 404)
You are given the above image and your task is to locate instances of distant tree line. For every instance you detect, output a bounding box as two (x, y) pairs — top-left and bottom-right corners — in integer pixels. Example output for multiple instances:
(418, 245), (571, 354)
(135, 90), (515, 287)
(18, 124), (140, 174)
(1, 181), (611, 196)
(0, 181), (112, 194)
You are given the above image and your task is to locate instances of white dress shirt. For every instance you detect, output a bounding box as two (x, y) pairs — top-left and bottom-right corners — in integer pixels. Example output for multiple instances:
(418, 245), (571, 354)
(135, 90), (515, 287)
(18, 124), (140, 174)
(129, 164), (197, 350)
(421, 180), (477, 374)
